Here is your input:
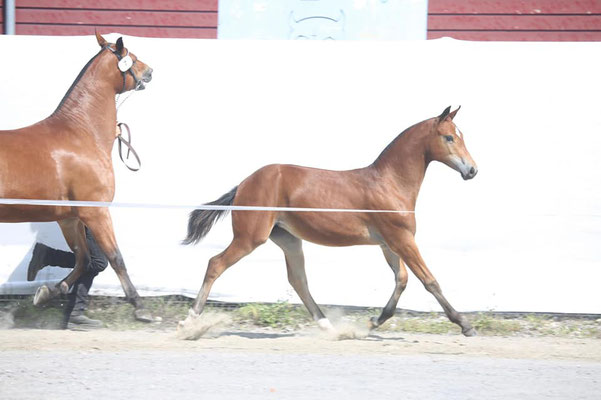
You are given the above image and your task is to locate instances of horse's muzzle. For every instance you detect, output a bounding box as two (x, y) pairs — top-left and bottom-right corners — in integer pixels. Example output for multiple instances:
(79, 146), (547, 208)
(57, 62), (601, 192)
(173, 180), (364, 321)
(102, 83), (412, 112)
(142, 68), (153, 83)
(134, 68), (153, 91)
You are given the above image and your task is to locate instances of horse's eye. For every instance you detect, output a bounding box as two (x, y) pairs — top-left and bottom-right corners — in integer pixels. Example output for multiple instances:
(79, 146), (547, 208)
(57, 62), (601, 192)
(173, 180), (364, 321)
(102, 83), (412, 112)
(445, 135), (454, 143)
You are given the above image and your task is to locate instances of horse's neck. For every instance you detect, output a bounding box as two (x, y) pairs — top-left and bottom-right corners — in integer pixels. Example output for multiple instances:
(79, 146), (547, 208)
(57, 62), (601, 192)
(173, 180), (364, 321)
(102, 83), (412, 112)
(50, 56), (118, 150)
(371, 120), (432, 203)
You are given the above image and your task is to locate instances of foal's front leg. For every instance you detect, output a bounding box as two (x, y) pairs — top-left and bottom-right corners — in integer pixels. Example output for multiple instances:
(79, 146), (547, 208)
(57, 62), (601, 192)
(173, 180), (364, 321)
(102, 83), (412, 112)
(369, 246), (408, 330)
(387, 229), (476, 336)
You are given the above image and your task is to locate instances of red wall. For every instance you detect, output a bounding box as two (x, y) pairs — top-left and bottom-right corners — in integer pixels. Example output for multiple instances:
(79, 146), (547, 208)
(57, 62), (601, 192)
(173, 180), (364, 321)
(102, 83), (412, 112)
(2, 0), (600, 41)
(1, 0), (218, 38)
(428, 0), (601, 41)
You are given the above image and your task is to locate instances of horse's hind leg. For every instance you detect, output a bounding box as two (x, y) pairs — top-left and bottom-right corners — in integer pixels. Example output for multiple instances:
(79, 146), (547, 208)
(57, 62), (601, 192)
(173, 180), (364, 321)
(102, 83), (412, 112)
(387, 229), (476, 337)
(79, 207), (152, 322)
(369, 245), (408, 330)
(33, 219), (89, 306)
(269, 226), (334, 332)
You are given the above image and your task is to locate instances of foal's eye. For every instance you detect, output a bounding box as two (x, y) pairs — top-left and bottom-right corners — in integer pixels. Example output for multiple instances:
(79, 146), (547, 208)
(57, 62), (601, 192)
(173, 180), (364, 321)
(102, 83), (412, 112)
(444, 135), (454, 143)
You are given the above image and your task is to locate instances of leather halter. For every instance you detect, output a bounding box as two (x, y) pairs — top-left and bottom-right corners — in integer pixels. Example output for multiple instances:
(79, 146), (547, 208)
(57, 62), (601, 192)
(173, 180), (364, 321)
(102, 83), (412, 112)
(105, 45), (144, 93)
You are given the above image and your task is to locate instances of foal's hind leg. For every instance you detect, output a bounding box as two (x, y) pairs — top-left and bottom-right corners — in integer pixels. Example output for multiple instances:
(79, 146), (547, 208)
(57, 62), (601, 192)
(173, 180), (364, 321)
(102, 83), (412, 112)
(79, 207), (152, 322)
(189, 238), (261, 316)
(368, 246), (408, 330)
(386, 229), (476, 336)
(33, 219), (89, 306)
(188, 211), (276, 318)
(269, 226), (334, 332)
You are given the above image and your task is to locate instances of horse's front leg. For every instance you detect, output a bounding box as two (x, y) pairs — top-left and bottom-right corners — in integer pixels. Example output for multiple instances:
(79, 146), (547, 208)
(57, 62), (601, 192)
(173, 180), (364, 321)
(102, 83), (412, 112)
(369, 245), (408, 330)
(33, 219), (89, 306)
(386, 228), (476, 337)
(80, 208), (153, 322)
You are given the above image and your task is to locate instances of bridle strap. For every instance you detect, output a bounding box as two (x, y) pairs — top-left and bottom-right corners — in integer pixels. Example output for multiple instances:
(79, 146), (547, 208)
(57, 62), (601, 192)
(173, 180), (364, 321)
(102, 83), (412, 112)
(104, 44), (143, 171)
(116, 123), (141, 171)
(105, 45), (143, 93)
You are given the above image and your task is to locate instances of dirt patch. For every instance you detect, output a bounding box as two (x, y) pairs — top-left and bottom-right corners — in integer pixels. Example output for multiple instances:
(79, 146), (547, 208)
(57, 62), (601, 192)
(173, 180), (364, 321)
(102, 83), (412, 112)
(0, 327), (599, 362)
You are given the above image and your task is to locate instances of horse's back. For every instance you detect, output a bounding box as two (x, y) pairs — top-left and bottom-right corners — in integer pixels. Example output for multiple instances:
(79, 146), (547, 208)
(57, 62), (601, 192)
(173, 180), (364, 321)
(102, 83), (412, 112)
(0, 122), (114, 222)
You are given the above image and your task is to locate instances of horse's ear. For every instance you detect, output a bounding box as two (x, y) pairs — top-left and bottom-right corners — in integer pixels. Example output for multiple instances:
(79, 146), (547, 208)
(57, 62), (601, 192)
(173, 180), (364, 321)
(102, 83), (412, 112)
(438, 106), (452, 122)
(448, 105), (461, 121)
(95, 30), (108, 47)
(116, 37), (124, 54)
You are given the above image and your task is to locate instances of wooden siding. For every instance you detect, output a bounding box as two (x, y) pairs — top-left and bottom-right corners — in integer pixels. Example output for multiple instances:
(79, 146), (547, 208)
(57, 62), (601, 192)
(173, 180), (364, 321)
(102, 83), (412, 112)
(10, 0), (218, 38)
(428, 0), (601, 41)
(2, 0), (600, 41)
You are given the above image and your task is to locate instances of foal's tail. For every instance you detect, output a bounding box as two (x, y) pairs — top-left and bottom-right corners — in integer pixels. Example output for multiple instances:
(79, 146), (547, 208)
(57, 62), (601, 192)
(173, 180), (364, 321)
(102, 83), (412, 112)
(182, 186), (238, 245)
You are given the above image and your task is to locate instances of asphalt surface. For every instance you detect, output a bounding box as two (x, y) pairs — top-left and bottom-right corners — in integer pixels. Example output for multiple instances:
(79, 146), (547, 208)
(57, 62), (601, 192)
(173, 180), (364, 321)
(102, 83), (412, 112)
(1, 350), (600, 399)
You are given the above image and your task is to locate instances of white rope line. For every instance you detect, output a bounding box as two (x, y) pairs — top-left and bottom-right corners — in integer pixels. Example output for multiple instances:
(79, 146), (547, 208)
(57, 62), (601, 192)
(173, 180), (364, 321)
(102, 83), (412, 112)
(0, 198), (413, 213)
(0, 198), (599, 217)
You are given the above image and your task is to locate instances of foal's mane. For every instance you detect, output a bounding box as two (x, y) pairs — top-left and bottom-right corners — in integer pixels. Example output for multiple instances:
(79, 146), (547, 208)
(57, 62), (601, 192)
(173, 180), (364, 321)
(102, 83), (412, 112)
(373, 117), (433, 164)
(52, 47), (107, 115)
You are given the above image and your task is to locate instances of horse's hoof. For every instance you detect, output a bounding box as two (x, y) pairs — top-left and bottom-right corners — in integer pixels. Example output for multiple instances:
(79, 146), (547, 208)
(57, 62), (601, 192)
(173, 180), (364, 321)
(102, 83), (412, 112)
(58, 281), (69, 294)
(462, 327), (477, 337)
(33, 285), (52, 306)
(134, 309), (153, 323)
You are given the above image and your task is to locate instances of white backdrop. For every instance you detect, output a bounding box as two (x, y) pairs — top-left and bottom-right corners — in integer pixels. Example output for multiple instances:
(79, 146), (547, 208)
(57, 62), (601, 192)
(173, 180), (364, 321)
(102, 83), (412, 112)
(0, 34), (600, 313)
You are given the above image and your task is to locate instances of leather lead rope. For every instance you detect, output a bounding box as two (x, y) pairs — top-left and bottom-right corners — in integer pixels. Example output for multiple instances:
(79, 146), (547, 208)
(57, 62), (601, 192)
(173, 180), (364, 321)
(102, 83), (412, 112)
(116, 122), (141, 171)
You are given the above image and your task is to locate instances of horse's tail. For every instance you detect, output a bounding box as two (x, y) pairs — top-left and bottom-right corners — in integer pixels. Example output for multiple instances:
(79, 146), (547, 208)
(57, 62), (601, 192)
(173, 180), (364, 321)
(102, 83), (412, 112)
(182, 186), (238, 245)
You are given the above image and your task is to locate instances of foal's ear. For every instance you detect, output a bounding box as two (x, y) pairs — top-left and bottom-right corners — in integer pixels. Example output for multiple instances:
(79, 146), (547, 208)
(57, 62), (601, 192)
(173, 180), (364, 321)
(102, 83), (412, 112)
(116, 37), (125, 54)
(448, 105), (461, 120)
(95, 30), (108, 47)
(438, 106), (452, 122)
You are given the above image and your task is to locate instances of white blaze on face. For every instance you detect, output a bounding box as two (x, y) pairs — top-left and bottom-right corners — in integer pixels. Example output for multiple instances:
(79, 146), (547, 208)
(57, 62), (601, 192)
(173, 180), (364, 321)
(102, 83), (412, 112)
(454, 124), (463, 140)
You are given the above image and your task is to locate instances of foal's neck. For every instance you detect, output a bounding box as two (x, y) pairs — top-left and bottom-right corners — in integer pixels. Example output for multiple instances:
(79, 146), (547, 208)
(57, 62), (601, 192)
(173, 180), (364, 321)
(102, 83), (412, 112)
(370, 119), (434, 204)
(50, 51), (118, 150)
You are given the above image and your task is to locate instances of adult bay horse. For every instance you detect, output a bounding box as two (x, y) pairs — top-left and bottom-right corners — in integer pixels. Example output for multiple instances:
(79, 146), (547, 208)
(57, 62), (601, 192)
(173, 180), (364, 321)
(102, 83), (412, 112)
(183, 106), (478, 336)
(0, 32), (153, 321)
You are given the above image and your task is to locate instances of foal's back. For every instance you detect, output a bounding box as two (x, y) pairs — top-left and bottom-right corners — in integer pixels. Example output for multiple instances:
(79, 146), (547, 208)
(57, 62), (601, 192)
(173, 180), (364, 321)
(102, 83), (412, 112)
(232, 163), (391, 246)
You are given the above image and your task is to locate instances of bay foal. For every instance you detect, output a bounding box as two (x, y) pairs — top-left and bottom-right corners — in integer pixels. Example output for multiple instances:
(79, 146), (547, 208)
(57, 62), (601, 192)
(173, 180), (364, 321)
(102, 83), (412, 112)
(0, 33), (153, 321)
(184, 106), (478, 335)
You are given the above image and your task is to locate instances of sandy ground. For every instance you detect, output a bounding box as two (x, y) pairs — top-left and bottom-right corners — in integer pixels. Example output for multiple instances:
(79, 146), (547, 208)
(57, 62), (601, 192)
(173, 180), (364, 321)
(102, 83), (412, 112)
(0, 328), (600, 361)
(1, 328), (600, 399)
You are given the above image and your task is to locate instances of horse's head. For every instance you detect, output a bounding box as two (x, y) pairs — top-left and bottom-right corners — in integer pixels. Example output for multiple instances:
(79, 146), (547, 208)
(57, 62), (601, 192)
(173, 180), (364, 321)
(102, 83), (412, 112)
(95, 32), (153, 92)
(427, 106), (478, 180)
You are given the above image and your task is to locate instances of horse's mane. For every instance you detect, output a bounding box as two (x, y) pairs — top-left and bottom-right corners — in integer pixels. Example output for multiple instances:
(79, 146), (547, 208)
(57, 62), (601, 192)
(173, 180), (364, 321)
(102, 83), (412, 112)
(52, 48), (106, 115)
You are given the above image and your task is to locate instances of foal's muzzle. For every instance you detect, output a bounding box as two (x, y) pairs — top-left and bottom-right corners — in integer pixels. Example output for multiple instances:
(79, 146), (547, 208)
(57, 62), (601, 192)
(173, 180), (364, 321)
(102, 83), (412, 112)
(462, 166), (478, 180)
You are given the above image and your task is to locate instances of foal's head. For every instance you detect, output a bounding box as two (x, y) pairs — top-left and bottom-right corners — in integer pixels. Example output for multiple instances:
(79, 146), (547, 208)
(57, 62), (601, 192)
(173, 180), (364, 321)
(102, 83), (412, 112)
(427, 106), (478, 180)
(95, 32), (153, 92)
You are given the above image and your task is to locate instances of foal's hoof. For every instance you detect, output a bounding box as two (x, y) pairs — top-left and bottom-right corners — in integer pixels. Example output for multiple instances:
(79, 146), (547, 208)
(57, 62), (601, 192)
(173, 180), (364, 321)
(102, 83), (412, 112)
(33, 285), (52, 306)
(58, 281), (69, 295)
(177, 309), (199, 331)
(368, 316), (380, 330)
(134, 308), (153, 323)
(462, 327), (477, 337)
